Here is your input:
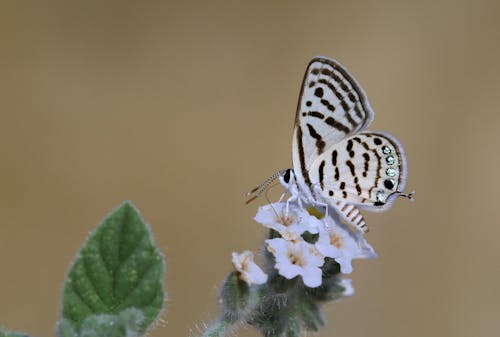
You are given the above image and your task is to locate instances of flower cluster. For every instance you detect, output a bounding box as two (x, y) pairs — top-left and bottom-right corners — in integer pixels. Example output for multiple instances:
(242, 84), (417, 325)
(233, 202), (376, 288)
(209, 201), (378, 337)
(231, 250), (268, 286)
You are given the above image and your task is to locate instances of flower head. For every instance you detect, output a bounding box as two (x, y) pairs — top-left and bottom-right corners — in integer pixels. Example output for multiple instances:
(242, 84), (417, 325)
(254, 202), (322, 237)
(266, 237), (324, 288)
(315, 216), (377, 274)
(231, 251), (268, 285)
(338, 278), (354, 297)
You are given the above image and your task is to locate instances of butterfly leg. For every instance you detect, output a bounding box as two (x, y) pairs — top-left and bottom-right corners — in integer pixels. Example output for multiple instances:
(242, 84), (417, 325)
(283, 177), (303, 216)
(284, 193), (299, 216)
(310, 184), (332, 227)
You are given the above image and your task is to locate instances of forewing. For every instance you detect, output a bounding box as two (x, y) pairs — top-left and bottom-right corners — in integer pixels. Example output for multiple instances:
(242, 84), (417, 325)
(308, 132), (407, 211)
(293, 56), (374, 172)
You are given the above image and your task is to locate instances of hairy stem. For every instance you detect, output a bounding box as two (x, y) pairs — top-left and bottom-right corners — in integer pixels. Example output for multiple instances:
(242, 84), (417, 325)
(201, 316), (234, 337)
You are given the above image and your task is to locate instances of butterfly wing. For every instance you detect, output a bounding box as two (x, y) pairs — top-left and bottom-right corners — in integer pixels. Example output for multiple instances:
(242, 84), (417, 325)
(292, 56), (374, 193)
(309, 131), (408, 210)
(308, 131), (407, 231)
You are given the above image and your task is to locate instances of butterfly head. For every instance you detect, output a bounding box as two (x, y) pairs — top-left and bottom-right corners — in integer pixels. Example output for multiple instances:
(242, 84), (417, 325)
(246, 169), (290, 204)
(278, 169), (296, 190)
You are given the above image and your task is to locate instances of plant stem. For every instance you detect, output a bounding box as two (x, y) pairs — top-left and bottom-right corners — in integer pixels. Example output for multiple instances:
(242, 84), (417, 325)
(201, 316), (233, 337)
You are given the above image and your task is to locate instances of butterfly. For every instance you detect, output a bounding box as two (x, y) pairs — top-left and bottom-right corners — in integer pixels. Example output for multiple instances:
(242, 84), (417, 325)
(247, 56), (413, 232)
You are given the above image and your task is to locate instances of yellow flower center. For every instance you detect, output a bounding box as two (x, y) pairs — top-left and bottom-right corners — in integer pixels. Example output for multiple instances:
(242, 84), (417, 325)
(306, 207), (324, 219)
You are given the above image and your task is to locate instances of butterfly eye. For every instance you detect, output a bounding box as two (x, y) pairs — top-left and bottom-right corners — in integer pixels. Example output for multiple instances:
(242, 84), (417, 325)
(283, 169), (291, 184)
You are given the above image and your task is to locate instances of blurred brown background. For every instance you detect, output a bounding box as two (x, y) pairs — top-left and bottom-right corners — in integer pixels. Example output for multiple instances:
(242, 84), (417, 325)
(1, 1), (499, 336)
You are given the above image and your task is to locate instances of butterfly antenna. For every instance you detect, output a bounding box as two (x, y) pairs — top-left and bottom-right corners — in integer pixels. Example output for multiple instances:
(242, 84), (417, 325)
(263, 182), (283, 219)
(264, 181), (280, 204)
(245, 170), (286, 204)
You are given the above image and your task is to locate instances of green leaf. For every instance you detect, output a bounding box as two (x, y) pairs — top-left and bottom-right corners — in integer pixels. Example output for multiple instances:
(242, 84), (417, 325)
(60, 201), (165, 335)
(220, 271), (261, 322)
(0, 330), (30, 337)
(249, 281), (326, 337)
(57, 319), (78, 337)
(295, 295), (324, 332)
(305, 276), (348, 302)
(79, 308), (144, 337)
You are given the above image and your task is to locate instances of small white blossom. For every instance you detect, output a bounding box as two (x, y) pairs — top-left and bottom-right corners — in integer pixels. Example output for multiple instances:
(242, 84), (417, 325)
(315, 216), (377, 274)
(266, 238), (324, 288)
(231, 251), (268, 285)
(338, 278), (354, 296)
(254, 202), (322, 237)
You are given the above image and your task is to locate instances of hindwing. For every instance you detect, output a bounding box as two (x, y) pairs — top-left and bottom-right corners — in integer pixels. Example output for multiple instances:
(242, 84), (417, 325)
(308, 132), (407, 211)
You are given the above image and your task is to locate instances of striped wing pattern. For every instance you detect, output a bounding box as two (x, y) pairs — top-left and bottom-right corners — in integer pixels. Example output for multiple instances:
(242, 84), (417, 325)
(308, 132), (407, 229)
(309, 132), (406, 207)
(290, 56), (408, 231)
(292, 57), (374, 178)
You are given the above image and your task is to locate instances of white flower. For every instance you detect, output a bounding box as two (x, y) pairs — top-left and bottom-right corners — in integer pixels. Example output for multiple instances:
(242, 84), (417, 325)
(315, 216), (377, 274)
(266, 238), (324, 288)
(254, 202), (322, 237)
(338, 278), (354, 297)
(231, 251), (268, 285)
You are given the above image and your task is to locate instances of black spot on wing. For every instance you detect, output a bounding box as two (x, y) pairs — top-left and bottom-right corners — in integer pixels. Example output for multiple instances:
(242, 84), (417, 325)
(344, 109), (358, 128)
(320, 68), (332, 76)
(331, 150), (338, 166)
(346, 139), (353, 151)
(384, 179), (395, 190)
(346, 160), (356, 176)
(320, 68), (350, 93)
(316, 78), (359, 129)
(340, 100), (349, 112)
(325, 117), (350, 133)
(323, 60), (372, 128)
(306, 123), (326, 154)
(320, 99), (336, 112)
(354, 106), (363, 119)
(296, 126), (312, 189)
(347, 139), (355, 157)
(318, 79), (349, 113)
(362, 152), (370, 177)
(360, 140), (370, 151)
(368, 149), (382, 198)
(318, 79), (343, 101)
(319, 160), (325, 189)
(306, 111), (325, 119)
